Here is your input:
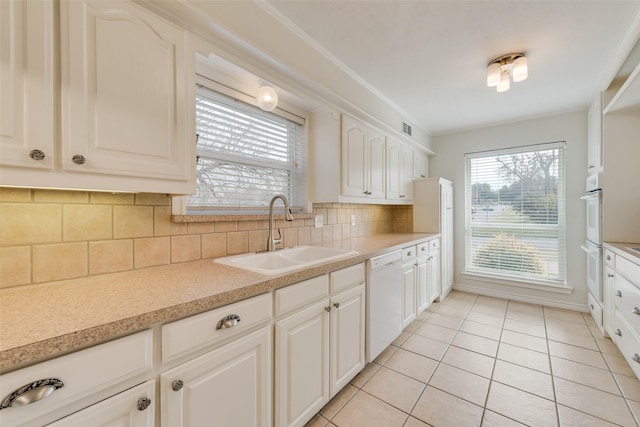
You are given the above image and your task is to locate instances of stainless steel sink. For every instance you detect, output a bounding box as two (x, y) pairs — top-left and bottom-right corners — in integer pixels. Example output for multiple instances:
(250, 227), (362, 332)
(214, 246), (358, 275)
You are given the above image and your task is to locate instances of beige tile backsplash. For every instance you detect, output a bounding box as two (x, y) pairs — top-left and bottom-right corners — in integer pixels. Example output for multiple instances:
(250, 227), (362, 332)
(0, 188), (412, 289)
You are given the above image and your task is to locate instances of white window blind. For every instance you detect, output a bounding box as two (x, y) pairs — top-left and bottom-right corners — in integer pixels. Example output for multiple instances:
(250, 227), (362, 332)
(464, 142), (566, 285)
(187, 84), (306, 212)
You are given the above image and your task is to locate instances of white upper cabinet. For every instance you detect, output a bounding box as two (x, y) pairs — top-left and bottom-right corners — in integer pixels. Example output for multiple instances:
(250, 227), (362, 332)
(341, 115), (385, 199)
(1, 0), (195, 194)
(587, 95), (603, 173)
(386, 138), (414, 201)
(413, 150), (428, 180)
(60, 0), (194, 190)
(0, 0), (55, 170)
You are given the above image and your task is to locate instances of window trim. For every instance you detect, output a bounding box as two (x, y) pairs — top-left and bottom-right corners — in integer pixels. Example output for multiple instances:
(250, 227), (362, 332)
(463, 141), (567, 287)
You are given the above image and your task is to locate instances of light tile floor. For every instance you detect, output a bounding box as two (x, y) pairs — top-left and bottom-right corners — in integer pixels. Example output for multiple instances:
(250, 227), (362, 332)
(304, 291), (640, 427)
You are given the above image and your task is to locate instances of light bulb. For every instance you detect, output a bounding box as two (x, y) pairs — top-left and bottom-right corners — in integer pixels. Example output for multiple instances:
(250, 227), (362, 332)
(487, 62), (501, 87)
(496, 69), (510, 92)
(512, 56), (528, 82)
(257, 86), (278, 111)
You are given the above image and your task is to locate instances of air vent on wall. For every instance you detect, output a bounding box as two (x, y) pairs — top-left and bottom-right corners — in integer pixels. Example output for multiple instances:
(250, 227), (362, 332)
(402, 121), (412, 136)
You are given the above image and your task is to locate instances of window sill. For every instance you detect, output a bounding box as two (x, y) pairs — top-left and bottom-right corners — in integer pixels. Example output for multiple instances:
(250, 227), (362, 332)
(172, 213), (316, 223)
(461, 271), (573, 294)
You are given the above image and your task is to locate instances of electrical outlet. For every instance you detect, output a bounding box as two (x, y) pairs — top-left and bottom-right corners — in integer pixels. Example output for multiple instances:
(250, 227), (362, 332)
(314, 215), (323, 228)
(351, 214), (356, 226)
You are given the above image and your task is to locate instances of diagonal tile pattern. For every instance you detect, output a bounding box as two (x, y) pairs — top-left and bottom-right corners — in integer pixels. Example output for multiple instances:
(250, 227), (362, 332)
(306, 291), (640, 427)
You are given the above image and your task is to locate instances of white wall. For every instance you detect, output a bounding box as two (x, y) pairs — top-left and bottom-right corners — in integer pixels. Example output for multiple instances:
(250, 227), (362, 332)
(430, 111), (588, 310)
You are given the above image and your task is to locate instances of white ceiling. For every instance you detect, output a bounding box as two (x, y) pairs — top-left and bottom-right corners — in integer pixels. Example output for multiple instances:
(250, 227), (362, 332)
(263, 1), (640, 135)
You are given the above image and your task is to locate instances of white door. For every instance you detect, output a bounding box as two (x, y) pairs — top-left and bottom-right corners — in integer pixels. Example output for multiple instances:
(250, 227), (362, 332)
(330, 284), (365, 397)
(368, 128), (387, 198)
(161, 327), (272, 427)
(0, 0), (55, 171)
(386, 139), (403, 200)
(415, 257), (429, 313)
(341, 115), (368, 197)
(275, 301), (330, 427)
(60, 0), (192, 182)
(402, 260), (417, 328)
(47, 381), (155, 427)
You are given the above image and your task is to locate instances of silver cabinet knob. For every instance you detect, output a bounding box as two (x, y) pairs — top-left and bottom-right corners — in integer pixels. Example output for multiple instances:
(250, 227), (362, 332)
(634, 354), (640, 364)
(616, 290), (622, 297)
(590, 304), (595, 310)
(137, 397), (151, 411)
(633, 307), (640, 315)
(325, 306), (332, 312)
(333, 302), (340, 309)
(606, 255), (611, 260)
(0, 378), (64, 410)
(29, 149), (45, 161)
(615, 329), (622, 336)
(71, 154), (86, 165)
(171, 380), (184, 392)
(609, 273), (615, 278)
(216, 314), (241, 330)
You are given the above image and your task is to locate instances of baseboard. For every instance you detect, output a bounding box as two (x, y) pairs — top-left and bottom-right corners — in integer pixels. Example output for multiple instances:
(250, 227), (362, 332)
(453, 283), (589, 313)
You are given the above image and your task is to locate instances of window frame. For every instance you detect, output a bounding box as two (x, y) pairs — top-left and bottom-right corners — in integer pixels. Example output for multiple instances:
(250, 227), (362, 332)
(463, 141), (567, 287)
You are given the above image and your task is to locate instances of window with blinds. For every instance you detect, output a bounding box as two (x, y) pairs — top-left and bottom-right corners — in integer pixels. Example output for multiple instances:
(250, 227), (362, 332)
(187, 84), (306, 213)
(464, 142), (566, 285)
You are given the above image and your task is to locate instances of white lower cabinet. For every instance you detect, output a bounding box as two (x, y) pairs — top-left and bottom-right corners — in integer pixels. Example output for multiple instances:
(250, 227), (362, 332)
(275, 265), (365, 427)
(428, 241), (441, 304)
(161, 326), (272, 427)
(47, 381), (155, 427)
(401, 246), (417, 329)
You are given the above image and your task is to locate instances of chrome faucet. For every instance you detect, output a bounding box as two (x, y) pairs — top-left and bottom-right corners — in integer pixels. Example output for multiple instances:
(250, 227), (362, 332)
(267, 194), (294, 251)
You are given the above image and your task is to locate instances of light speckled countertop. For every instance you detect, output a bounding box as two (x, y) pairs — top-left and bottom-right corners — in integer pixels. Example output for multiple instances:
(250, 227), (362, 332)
(0, 233), (436, 373)
(604, 242), (640, 264)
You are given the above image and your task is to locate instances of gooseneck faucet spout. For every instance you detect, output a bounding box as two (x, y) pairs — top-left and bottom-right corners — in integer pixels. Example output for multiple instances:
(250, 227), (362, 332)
(267, 194), (294, 251)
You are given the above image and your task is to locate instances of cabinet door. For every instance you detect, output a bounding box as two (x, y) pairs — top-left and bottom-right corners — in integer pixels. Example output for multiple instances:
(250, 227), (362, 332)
(605, 265), (616, 337)
(587, 96), (602, 172)
(0, 0), (54, 171)
(330, 284), (365, 397)
(47, 381), (155, 427)
(416, 258), (429, 313)
(386, 139), (403, 200)
(368, 128), (387, 198)
(161, 326), (272, 427)
(429, 251), (441, 303)
(275, 301), (330, 427)
(402, 260), (417, 328)
(401, 146), (414, 200)
(341, 115), (368, 197)
(441, 183), (454, 296)
(413, 151), (428, 180)
(60, 0), (192, 183)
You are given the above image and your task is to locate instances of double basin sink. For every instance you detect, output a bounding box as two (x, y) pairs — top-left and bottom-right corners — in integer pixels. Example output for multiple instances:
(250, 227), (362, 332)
(215, 245), (359, 275)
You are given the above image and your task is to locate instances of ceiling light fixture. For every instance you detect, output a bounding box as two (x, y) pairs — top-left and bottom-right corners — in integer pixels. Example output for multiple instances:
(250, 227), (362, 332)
(256, 85), (278, 111)
(486, 53), (528, 92)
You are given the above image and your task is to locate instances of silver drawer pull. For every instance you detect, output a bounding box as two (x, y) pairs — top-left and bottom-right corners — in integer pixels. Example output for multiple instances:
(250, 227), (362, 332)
(0, 378), (64, 410)
(216, 314), (241, 330)
(606, 255), (611, 261)
(29, 149), (46, 161)
(615, 329), (622, 336)
(590, 304), (594, 310)
(171, 380), (184, 392)
(137, 397), (151, 411)
(633, 307), (640, 315)
(616, 290), (622, 297)
(71, 154), (86, 165)
(634, 354), (640, 364)
(609, 273), (615, 278)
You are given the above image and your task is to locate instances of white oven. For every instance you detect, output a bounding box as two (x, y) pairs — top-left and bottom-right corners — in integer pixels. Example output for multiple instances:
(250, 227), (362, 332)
(581, 173), (603, 303)
(582, 189), (602, 244)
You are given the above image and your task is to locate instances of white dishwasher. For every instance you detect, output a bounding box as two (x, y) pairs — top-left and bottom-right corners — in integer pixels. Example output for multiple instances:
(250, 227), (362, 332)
(366, 250), (403, 362)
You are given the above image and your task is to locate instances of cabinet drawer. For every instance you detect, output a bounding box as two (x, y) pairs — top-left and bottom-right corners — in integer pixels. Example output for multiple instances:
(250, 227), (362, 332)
(614, 274), (640, 333)
(618, 256), (640, 286)
(613, 311), (640, 380)
(162, 293), (272, 363)
(0, 330), (153, 427)
(275, 275), (329, 316)
(402, 246), (417, 260)
(429, 239), (440, 251)
(587, 292), (603, 329)
(330, 263), (364, 293)
(604, 249), (615, 267)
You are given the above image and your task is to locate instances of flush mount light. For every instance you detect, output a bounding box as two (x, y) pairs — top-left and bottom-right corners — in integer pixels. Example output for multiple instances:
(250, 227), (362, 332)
(256, 85), (278, 111)
(486, 53), (528, 92)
